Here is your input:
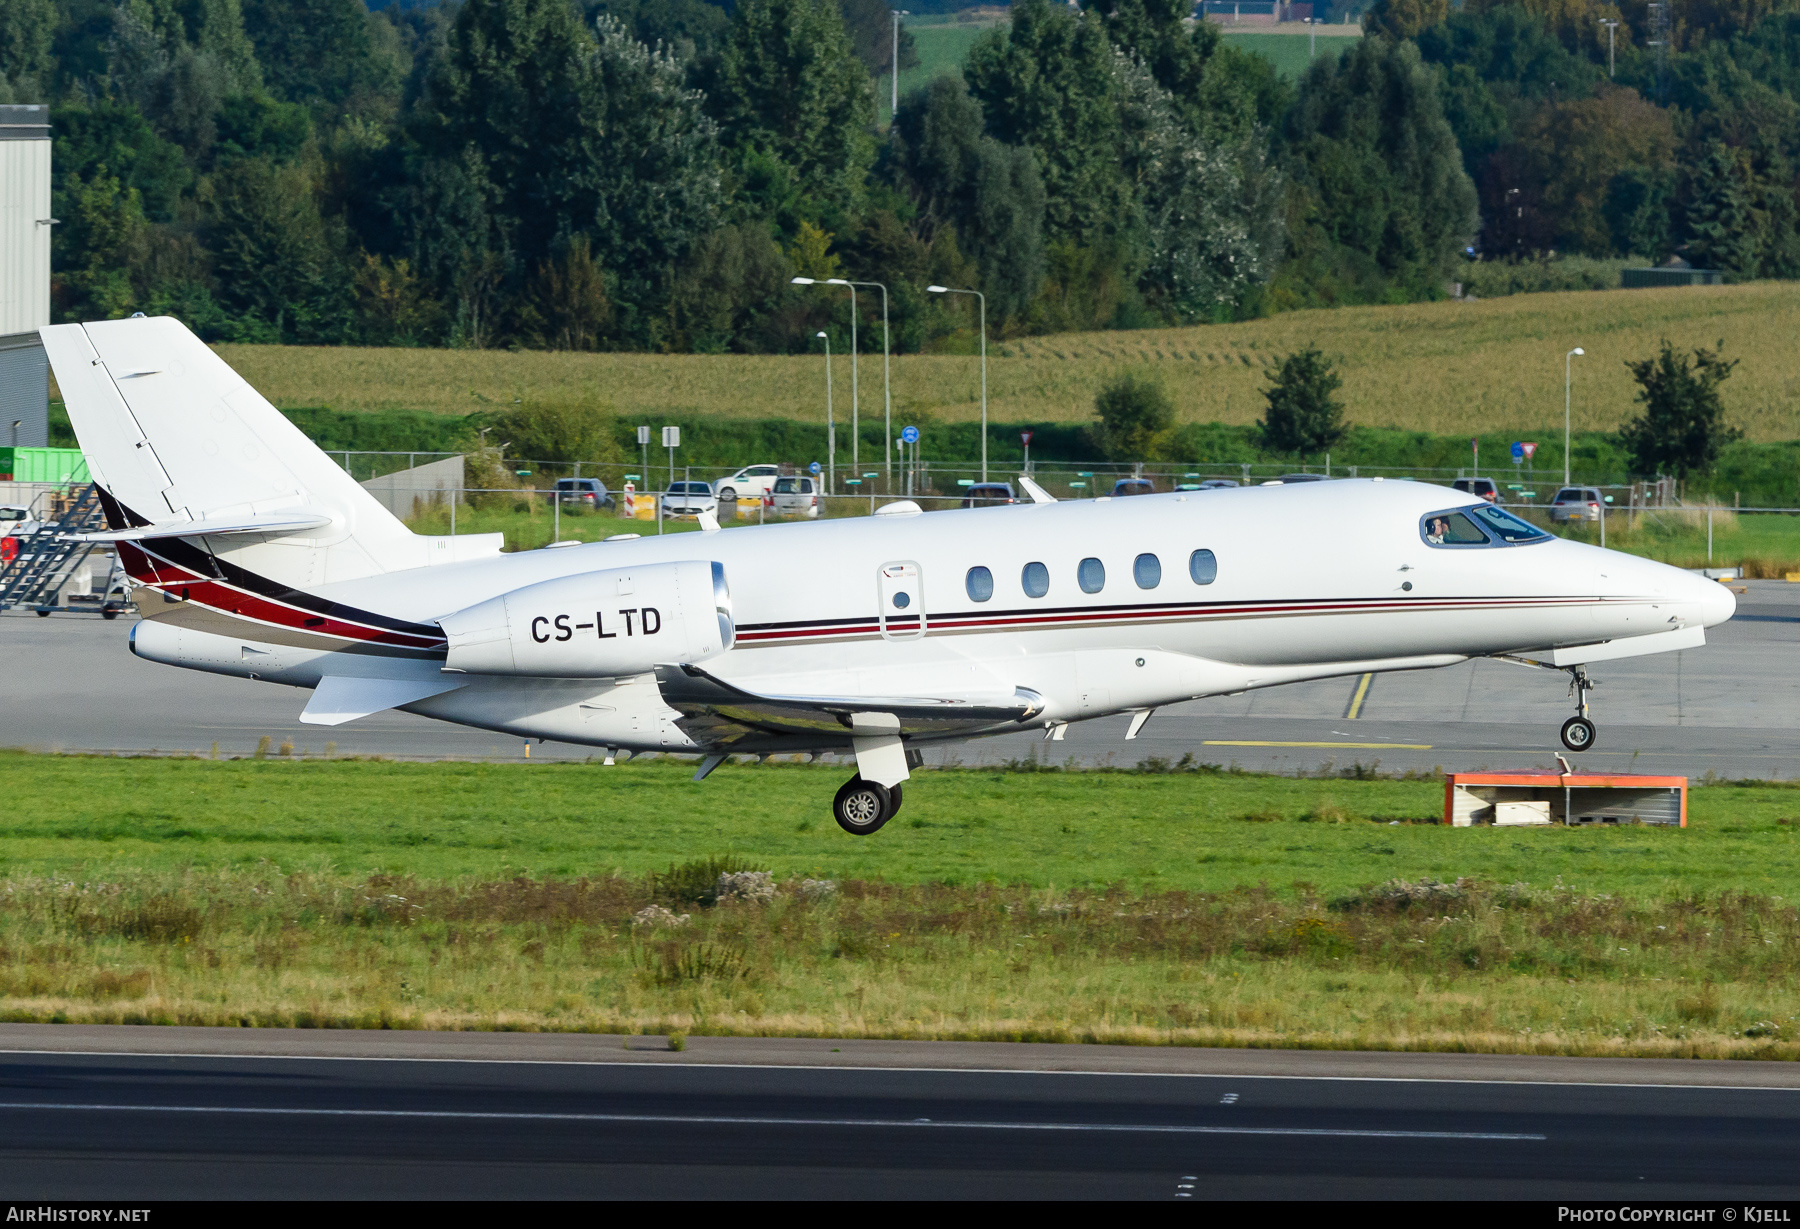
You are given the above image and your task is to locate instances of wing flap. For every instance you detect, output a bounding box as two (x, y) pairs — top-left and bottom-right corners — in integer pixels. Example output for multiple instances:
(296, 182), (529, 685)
(300, 675), (467, 726)
(654, 664), (1043, 746)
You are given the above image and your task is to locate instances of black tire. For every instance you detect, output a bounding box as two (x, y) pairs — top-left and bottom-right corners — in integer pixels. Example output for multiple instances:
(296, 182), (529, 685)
(718, 487), (737, 505)
(101, 606), (119, 620)
(35, 609), (49, 618)
(885, 783), (903, 818)
(833, 776), (891, 836)
(1560, 716), (1597, 752)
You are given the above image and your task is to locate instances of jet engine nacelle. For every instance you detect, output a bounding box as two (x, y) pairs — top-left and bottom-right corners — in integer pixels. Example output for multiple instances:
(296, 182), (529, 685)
(438, 560), (733, 677)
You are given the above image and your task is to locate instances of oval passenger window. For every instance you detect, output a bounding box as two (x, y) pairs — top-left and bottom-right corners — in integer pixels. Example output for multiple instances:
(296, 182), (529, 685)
(1133, 553), (1161, 589)
(1078, 557), (1105, 594)
(1022, 562), (1049, 599)
(1190, 549), (1217, 585)
(966, 566), (994, 603)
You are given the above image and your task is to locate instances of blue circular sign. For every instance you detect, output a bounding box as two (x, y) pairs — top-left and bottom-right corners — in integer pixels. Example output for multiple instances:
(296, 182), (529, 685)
(1510, 441), (1524, 462)
(901, 425), (920, 444)
(809, 461), (821, 475)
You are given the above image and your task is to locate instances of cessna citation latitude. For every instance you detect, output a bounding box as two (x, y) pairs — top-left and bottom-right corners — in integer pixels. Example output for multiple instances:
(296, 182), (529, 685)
(43, 317), (1736, 835)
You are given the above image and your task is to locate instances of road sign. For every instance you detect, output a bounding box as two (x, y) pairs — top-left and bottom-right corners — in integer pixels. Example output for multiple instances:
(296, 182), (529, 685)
(1510, 442), (1524, 462)
(901, 425), (920, 444)
(1520, 441), (1538, 460)
(637, 426), (650, 446)
(809, 462), (821, 475)
(661, 426), (680, 448)
(1020, 430), (1033, 446)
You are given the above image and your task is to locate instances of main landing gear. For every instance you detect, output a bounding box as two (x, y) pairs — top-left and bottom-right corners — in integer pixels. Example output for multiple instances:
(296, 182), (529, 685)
(833, 775), (904, 836)
(1560, 666), (1598, 752)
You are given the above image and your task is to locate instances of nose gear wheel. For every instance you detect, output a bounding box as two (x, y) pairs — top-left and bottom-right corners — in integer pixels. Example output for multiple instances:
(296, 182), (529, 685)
(833, 776), (900, 835)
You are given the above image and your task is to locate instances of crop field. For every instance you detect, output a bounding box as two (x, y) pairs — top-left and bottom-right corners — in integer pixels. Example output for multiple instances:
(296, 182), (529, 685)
(3, 752), (1800, 1056)
(198, 283), (1800, 442)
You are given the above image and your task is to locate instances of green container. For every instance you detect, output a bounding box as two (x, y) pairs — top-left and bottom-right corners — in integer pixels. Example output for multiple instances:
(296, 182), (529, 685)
(0, 447), (91, 484)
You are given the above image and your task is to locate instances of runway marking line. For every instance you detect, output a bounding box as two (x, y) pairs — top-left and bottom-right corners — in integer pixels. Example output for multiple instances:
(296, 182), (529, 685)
(1343, 673), (1374, 721)
(7, 1049), (1800, 1092)
(0, 1101), (1546, 1141)
(1203, 741), (1433, 749)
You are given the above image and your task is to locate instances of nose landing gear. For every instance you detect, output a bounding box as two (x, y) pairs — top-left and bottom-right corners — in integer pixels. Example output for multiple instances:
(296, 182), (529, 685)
(1560, 666), (1598, 752)
(832, 775), (904, 836)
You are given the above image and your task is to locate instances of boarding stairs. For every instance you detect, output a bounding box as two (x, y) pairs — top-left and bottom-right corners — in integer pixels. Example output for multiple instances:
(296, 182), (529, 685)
(0, 484), (119, 615)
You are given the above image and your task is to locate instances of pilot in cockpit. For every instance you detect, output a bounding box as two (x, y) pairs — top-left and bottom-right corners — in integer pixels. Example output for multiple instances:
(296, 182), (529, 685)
(1425, 516), (1451, 544)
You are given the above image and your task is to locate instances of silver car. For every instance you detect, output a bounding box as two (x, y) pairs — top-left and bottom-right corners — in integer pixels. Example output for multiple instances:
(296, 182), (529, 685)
(770, 475), (820, 518)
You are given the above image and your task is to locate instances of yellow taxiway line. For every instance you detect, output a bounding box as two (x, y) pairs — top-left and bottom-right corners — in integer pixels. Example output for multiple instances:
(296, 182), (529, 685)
(1344, 672), (1374, 720)
(1203, 741), (1434, 749)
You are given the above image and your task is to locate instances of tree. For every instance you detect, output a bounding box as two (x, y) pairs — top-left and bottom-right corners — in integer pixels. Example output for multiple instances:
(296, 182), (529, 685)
(705, 0), (874, 211)
(1280, 38), (1477, 301)
(519, 236), (613, 350)
(1260, 349), (1347, 457)
(239, 0), (404, 117)
(1363, 0), (1451, 42)
(890, 76), (1046, 322)
(0, 0), (56, 97)
(1683, 141), (1767, 277)
(478, 400), (626, 466)
(965, 0), (1136, 253)
(1092, 371), (1175, 460)
(584, 0), (731, 63)
(1620, 340), (1742, 479)
(839, 0), (917, 77)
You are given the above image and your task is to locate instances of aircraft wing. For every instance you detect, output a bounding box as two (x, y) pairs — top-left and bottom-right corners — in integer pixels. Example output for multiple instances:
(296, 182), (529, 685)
(654, 663), (1045, 748)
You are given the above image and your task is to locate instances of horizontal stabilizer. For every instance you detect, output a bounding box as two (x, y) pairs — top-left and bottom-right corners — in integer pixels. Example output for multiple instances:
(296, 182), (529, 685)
(300, 675), (466, 726)
(78, 510), (333, 542)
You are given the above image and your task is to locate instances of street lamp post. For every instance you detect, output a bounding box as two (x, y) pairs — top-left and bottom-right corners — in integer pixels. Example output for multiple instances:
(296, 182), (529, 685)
(926, 285), (987, 481)
(891, 9), (909, 118)
(846, 280), (891, 485)
(1600, 19), (1618, 79)
(1565, 347), (1585, 488)
(793, 277), (859, 472)
(816, 331), (835, 493)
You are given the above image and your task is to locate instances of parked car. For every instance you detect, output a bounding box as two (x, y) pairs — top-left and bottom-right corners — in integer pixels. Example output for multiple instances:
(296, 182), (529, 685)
(715, 464), (783, 505)
(770, 475), (821, 518)
(553, 478), (612, 509)
(1550, 486), (1607, 523)
(961, 482), (1016, 507)
(1276, 473), (1330, 483)
(661, 481), (718, 518)
(1196, 479), (1239, 490)
(1110, 478), (1155, 497)
(1452, 477), (1500, 503)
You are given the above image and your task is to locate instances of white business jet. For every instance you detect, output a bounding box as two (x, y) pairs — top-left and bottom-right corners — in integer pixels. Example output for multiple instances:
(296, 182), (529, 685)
(42, 317), (1735, 834)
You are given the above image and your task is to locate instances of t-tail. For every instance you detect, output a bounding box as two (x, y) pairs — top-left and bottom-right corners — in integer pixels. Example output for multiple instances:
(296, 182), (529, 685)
(39, 316), (498, 598)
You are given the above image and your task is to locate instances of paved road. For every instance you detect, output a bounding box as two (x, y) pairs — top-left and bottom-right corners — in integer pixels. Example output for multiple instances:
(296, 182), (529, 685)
(1, 1031), (1798, 1199)
(5, 580), (1798, 778)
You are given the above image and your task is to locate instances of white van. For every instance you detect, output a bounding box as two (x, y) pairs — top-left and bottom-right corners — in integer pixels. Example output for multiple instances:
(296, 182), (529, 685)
(770, 475), (820, 518)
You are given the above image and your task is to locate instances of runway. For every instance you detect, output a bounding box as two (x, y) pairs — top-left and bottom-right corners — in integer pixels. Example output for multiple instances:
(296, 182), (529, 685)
(3, 579), (1796, 778)
(0, 1030), (1796, 1198)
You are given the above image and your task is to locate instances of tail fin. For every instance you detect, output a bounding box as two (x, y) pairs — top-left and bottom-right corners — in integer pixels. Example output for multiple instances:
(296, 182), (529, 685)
(40, 316), (494, 586)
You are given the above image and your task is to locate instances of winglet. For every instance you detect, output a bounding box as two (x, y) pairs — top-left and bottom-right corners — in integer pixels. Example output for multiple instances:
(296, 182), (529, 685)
(1018, 476), (1057, 504)
(697, 508), (721, 533)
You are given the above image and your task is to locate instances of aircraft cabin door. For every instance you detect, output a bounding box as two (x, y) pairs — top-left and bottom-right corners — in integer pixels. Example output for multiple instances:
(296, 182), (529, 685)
(877, 561), (925, 640)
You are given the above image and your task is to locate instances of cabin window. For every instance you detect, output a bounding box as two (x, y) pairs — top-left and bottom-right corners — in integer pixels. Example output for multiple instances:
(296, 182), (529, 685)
(1078, 557), (1105, 594)
(1189, 549), (1217, 585)
(966, 566), (994, 603)
(1133, 553), (1161, 589)
(1421, 511), (1491, 547)
(1022, 561), (1049, 598)
(1469, 503), (1551, 544)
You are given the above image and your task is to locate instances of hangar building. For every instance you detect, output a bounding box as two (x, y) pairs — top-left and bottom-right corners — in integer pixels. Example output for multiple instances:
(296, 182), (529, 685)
(0, 104), (51, 449)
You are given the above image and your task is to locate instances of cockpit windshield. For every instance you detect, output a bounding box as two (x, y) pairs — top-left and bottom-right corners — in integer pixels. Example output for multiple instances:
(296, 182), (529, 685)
(1468, 504), (1551, 543)
(1421, 505), (1551, 547)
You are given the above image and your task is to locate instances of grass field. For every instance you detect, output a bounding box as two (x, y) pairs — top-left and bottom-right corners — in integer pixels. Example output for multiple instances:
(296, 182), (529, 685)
(3, 753), (1799, 1054)
(196, 283), (1800, 443)
(876, 18), (999, 125)
(1218, 27), (1363, 77)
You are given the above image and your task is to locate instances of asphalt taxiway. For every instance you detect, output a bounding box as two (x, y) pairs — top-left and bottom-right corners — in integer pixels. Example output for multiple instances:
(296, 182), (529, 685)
(2, 579), (1794, 778)
(0, 1029), (1795, 1199)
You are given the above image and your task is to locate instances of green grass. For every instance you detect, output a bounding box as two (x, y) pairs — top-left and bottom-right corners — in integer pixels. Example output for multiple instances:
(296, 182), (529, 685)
(6, 753), (1800, 899)
(1218, 28), (1362, 77)
(877, 21), (996, 124)
(1558, 508), (1800, 574)
(2, 753), (1799, 1053)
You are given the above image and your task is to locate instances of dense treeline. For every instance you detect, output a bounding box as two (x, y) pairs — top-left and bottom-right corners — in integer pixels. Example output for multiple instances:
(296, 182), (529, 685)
(4, 0), (1798, 354)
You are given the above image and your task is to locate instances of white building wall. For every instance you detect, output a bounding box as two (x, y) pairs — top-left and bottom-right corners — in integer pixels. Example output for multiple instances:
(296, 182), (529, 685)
(0, 106), (52, 338)
(0, 104), (53, 449)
